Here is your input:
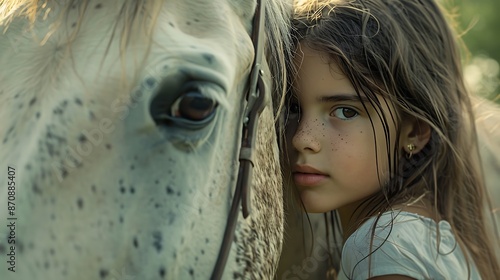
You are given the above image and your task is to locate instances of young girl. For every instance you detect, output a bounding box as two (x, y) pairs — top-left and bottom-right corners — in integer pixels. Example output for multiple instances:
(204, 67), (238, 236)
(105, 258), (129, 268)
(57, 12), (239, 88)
(283, 0), (500, 279)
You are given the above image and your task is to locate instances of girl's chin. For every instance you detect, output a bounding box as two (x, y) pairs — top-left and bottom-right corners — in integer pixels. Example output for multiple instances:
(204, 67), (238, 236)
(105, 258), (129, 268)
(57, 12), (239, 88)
(300, 191), (335, 213)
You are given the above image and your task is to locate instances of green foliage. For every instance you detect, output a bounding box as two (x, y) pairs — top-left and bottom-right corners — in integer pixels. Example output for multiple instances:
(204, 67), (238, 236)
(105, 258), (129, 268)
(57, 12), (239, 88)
(457, 0), (500, 64)
(439, 0), (500, 102)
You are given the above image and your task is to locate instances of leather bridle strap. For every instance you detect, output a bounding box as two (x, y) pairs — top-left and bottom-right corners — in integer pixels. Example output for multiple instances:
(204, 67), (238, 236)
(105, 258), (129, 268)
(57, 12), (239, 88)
(210, 0), (267, 278)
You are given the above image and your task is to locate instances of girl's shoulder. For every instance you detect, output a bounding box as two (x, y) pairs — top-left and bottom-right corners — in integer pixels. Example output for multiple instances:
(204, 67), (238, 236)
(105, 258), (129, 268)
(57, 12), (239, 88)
(352, 210), (449, 242)
(338, 210), (481, 280)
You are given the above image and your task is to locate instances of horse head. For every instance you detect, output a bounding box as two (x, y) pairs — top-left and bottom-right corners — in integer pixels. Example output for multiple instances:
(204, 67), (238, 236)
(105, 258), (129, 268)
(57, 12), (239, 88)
(0, 0), (292, 279)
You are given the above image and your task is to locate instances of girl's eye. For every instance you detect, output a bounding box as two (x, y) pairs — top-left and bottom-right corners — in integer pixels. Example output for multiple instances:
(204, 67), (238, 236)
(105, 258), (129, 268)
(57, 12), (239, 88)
(331, 107), (359, 120)
(286, 100), (301, 120)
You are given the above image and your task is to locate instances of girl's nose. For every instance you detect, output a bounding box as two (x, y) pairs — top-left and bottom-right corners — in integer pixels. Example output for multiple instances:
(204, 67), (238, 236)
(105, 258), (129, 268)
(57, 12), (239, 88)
(291, 119), (321, 153)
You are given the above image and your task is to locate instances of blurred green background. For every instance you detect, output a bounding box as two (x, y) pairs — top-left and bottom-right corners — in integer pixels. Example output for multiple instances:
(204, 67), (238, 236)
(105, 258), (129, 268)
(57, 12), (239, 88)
(446, 0), (500, 102)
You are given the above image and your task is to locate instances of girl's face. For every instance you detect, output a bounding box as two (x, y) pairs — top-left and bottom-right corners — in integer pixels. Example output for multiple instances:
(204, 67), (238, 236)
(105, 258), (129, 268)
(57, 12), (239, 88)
(285, 44), (398, 213)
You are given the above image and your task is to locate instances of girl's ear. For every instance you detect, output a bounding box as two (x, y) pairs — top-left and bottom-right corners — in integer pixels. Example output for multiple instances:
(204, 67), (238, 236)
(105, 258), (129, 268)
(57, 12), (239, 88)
(399, 118), (431, 155)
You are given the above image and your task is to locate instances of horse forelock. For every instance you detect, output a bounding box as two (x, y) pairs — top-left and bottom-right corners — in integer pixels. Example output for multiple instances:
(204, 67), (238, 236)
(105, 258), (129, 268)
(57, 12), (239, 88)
(263, 0), (293, 117)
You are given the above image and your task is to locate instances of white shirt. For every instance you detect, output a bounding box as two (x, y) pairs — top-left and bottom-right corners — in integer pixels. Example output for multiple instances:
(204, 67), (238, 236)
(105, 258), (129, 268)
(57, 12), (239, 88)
(337, 211), (481, 280)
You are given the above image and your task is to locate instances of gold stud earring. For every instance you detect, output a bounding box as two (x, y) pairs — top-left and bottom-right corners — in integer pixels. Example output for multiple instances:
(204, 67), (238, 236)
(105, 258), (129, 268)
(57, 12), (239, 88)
(406, 143), (416, 159)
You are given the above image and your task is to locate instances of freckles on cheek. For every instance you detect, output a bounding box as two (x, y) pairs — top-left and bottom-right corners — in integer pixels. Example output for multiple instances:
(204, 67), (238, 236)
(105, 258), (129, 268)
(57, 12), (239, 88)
(329, 133), (351, 152)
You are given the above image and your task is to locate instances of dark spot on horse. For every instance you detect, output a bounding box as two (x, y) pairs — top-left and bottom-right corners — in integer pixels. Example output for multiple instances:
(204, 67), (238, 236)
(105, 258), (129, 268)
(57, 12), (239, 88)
(130, 165), (135, 170)
(45, 142), (55, 157)
(186, 21), (191, 25)
(75, 98), (83, 106)
(78, 134), (87, 143)
(152, 231), (163, 253)
(91, 184), (97, 193)
(33, 183), (42, 195)
(145, 77), (156, 88)
(119, 216), (124, 223)
(89, 111), (96, 120)
(202, 53), (214, 64)
(29, 97), (37, 106)
(194, 18), (199, 22)
(173, 251), (177, 259)
(14, 93), (19, 99)
(50, 248), (55, 255)
(61, 168), (68, 179)
(99, 269), (109, 278)
(61, 100), (68, 107)
(44, 261), (50, 269)
(205, 238), (209, 244)
(155, 179), (160, 185)
(6, 125), (14, 135)
(36, 112), (41, 119)
(189, 268), (194, 276)
(120, 186), (126, 194)
(181, 237), (185, 244)
(71, 22), (77, 28)
(77, 197), (84, 209)
(166, 186), (174, 195)
(133, 237), (139, 248)
(18, 103), (23, 109)
(168, 22), (174, 27)
(159, 266), (166, 278)
(105, 143), (112, 150)
(201, 249), (205, 255)
(129, 186), (135, 194)
(95, 3), (102, 9)
(155, 203), (161, 208)
(51, 213), (56, 220)
(177, 191), (181, 197)
(53, 108), (63, 115)
(198, 208), (202, 215)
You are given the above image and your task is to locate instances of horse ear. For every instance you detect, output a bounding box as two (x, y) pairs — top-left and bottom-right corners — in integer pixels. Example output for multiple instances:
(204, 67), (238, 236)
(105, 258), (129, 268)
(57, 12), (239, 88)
(399, 117), (431, 155)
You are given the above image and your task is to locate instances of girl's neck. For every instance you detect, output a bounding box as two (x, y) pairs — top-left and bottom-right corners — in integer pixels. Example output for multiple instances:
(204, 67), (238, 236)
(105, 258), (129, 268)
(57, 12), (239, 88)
(338, 199), (373, 242)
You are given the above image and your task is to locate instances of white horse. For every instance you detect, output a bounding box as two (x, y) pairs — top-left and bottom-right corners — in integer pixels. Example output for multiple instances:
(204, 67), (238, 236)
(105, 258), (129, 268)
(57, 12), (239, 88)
(0, 0), (292, 279)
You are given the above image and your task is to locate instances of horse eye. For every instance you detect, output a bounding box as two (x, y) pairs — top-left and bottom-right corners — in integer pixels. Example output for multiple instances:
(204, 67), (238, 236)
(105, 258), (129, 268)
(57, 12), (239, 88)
(171, 92), (218, 121)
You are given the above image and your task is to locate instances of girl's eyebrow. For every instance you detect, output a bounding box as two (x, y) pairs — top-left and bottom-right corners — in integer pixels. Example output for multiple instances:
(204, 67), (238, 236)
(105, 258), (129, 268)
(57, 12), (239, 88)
(317, 94), (369, 103)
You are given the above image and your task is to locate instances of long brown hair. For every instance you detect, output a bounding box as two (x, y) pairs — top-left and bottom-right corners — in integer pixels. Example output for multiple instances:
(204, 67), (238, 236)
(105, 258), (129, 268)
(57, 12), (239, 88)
(288, 0), (500, 278)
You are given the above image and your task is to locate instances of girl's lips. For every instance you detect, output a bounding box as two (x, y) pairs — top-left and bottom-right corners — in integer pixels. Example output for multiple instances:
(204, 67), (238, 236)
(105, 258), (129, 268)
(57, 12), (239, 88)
(293, 172), (328, 186)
